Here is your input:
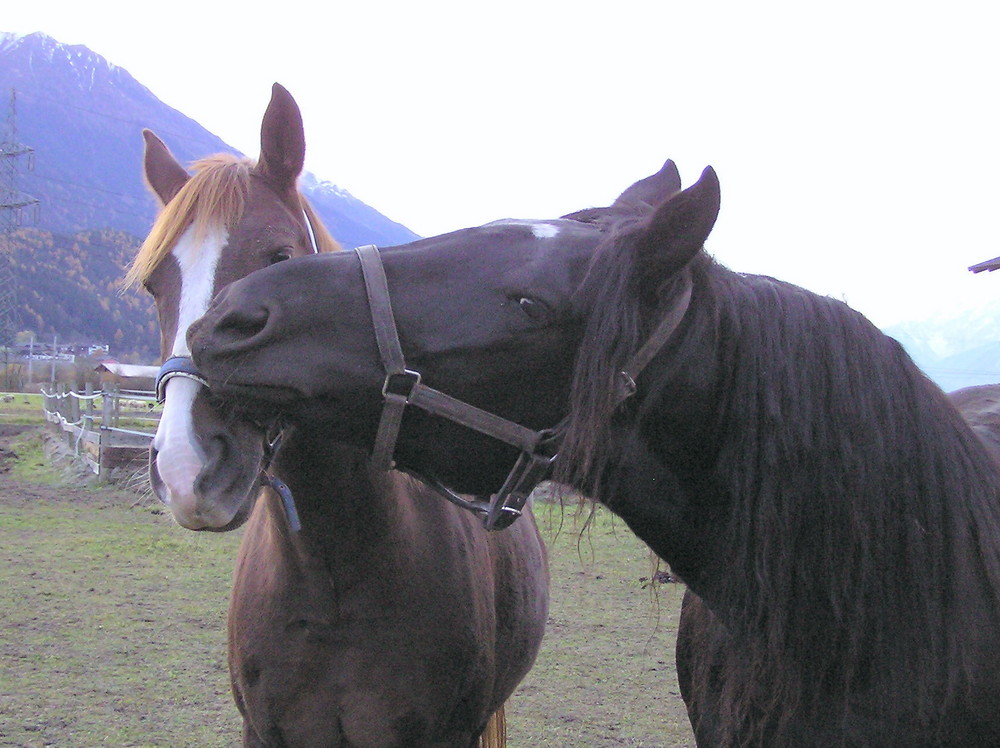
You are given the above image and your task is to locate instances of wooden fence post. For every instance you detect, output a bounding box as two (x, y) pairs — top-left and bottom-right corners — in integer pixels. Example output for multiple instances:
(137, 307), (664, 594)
(84, 382), (94, 433)
(102, 386), (111, 430)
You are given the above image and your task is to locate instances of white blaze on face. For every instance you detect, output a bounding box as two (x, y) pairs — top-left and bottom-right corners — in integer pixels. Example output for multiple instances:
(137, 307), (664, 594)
(530, 223), (560, 239)
(152, 225), (226, 527)
(483, 218), (562, 239)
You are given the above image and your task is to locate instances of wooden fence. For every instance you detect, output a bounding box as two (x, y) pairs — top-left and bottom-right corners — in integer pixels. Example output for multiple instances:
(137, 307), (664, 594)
(42, 384), (158, 479)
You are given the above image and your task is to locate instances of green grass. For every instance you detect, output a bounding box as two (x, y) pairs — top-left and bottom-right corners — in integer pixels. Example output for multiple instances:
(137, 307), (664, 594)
(512, 503), (693, 747)
(0, 391), (160, 432)
(0, 472), (240, 747)
(0, 393), (45, 425)
(9, 429), (66, 485)
(0, 455), (694, 747)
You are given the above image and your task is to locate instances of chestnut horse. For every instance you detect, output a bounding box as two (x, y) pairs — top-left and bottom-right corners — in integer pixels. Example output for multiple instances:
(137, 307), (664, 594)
(189, 161), (1000, 746)
(126, 84), (548, 747)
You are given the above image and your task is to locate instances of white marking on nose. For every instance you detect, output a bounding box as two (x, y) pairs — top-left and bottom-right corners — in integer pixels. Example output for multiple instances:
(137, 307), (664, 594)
(153, 225), (227, 523)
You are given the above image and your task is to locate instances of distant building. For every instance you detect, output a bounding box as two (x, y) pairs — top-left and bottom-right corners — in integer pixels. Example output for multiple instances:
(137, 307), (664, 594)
(13, 341), (109, 361)
(94, 362), (157, 391)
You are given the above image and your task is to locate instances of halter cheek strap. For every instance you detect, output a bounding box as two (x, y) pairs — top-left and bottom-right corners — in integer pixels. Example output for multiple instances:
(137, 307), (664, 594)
(355, 244), (557, 531)
(616, 277), (693, 402)
(353, 244), (694, 531)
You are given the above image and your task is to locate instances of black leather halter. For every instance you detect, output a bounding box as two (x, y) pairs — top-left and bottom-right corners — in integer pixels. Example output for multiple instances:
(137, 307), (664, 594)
(353, 244), (695, 531)
(355, 244), (557, 530)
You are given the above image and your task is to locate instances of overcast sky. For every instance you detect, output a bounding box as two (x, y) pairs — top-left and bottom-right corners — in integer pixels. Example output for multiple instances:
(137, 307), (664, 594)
(5, 1), (1000, 327)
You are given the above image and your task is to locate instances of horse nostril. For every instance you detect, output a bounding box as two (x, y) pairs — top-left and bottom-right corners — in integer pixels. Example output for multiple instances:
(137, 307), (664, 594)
(190, 304), (271, 352)
(217, 305), (271, 341)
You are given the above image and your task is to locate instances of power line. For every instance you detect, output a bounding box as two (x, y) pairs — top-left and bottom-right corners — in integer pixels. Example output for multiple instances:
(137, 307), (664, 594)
(1, 88), (39, 346)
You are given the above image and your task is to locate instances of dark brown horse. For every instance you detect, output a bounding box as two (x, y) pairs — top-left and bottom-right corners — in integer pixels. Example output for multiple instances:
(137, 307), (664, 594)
(127, 84), (548, 747)
(188, 161), (1000, 746)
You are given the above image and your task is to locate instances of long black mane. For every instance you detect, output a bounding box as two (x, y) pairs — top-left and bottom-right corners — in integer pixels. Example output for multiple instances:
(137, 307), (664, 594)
(560, 235), (1000, 742)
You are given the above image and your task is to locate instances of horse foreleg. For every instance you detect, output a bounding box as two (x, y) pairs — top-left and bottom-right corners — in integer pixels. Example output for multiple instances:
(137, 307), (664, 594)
(241, 721), (268, 748)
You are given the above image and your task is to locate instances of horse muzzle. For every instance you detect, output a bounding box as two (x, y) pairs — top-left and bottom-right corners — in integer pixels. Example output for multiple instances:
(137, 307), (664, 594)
(151, 370), (265, 531)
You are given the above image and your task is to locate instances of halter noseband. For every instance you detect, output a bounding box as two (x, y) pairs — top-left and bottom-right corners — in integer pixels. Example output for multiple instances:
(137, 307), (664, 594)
(155, 355), (209, 403)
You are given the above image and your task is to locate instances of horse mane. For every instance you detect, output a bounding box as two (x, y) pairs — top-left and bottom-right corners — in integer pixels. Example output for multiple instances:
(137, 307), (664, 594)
(559, 235), (1000, 743)
(124, 153), (339, 289)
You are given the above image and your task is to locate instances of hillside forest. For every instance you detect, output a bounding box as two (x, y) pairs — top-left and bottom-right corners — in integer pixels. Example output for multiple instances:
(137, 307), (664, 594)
(5, 227), (157, 361)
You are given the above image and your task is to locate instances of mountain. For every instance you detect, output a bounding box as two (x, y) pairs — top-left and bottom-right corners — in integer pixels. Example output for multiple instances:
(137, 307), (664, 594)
(1, 32), (997, 387)
(885, 301), (1000, 393)
(0, 31), (419, 361)
(8, 228), (154, 355)
(0, 31), (419, 246)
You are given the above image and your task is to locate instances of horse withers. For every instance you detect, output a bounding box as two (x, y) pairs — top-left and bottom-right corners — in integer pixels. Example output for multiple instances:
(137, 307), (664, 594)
(128, 83), (548, 747)
(190, 161), (1000, 746)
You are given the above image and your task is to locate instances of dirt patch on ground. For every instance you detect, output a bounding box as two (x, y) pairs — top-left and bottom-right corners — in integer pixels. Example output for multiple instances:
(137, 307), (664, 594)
(0, 425), (33, 474)
(0, 426), (143, 510)
(0, 424), (33, 439)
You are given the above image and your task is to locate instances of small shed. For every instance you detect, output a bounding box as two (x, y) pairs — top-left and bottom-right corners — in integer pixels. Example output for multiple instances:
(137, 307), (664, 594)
(94, 362), (158, 392)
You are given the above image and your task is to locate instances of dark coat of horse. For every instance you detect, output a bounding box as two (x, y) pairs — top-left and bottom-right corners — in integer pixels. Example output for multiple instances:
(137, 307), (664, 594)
(188, 160), (1000, 746)
(128, 84), (548, 748)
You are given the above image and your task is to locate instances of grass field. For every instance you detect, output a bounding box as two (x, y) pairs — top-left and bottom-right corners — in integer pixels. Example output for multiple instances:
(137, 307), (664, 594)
(0, 393), (45, 426)
(0, 427), (695, 747)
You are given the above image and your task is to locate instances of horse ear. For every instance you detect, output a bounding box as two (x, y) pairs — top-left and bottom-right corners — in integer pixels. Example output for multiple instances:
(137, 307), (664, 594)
(635, 166), (720, 293)
(143, 129), (190, 206)
(256, 82), (305, 195)
(613, 159), (682, 211)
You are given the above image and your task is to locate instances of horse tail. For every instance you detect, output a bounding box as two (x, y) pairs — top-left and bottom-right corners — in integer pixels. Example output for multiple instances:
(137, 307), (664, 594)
(478, 703), (506, 748)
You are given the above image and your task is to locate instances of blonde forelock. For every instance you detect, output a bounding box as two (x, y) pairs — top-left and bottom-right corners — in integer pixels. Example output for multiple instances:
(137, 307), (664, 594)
(123, 154), (253, 289)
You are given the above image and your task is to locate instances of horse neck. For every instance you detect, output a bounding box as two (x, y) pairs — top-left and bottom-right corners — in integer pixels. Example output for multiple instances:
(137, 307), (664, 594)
(642, 267), (1000, 731)
(577, 260), (728, 584)
(602, 260), (1000, 608)
(260, 427), (424, 566)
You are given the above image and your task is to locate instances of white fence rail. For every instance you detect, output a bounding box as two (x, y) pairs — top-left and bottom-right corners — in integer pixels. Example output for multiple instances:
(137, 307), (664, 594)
(41, 384), (158, 478)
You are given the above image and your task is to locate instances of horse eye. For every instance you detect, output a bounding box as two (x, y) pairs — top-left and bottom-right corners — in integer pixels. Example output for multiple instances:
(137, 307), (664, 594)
(518, 296), (548, 322)
(269, 248), (292, 265)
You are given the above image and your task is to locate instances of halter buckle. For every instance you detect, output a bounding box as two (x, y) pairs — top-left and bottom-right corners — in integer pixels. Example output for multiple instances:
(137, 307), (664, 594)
(618, 371), (638, 401)
(483, 446), (557, 531)
(382, 369), (421, 399)
(418, 442), (557, 532)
